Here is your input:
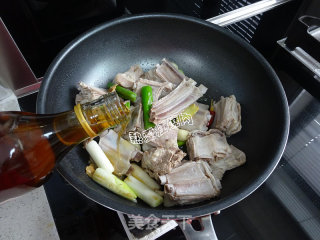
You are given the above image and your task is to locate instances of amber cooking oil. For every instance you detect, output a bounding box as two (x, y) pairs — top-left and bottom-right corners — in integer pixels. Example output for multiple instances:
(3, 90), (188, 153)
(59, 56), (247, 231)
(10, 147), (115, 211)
(0, 92), (129, 200)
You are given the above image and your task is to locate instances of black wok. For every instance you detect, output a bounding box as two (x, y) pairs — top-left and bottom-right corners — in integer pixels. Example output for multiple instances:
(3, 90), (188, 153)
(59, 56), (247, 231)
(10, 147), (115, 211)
(37, 14), (289, 237)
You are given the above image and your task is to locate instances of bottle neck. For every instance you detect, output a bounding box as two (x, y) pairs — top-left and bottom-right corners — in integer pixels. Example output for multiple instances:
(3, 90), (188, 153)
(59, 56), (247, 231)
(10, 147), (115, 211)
(53, 92), (130, 144)
(52, 92), (130, 160)
(76, 92), (130, 135)
(53, 110), (91, 146)
(74, 104), (97, 138)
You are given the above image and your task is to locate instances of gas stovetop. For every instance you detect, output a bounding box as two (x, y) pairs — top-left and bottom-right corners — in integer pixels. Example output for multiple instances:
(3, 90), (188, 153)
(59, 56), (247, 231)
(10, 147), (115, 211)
(17, 44), (320, 240)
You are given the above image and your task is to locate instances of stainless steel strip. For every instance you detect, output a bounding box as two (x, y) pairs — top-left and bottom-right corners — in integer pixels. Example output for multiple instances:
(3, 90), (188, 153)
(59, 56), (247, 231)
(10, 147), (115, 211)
(278, 38), (320, 80)
(207, 0), (293, 27)
(15, 79), (42, 98)
(309, 27), (320, 41)
(178, 215), (218, 240)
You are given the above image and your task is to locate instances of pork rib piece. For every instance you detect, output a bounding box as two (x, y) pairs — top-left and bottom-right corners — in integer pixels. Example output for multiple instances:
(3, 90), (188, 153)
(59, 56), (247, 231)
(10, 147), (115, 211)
(180, 102), (211, 131)
(150, 78), (207, 124)
(155, 58), (185, 85)
(209, 145), (246, 180)
(114, 65), (143, 89)
(212, 95), (242, 136)
(75, 82), (107, 104)
(141, 147), (186, 180)
(187, 129), (232, 162)
(159, 161), (221, 206)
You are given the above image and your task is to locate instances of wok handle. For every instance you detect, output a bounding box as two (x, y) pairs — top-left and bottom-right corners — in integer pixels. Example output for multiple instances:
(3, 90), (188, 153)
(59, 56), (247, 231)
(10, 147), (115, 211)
(177, 215), (218, 240)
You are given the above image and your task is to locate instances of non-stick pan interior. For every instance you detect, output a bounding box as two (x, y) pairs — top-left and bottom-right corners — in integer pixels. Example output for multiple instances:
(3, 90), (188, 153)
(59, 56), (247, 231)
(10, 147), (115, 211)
(37, 14), (289, 218)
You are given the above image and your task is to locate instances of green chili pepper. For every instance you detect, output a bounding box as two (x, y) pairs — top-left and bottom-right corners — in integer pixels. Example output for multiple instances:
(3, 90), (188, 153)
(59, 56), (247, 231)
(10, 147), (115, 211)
(177, 140), (186, 147)
(124, 101), (130, 109)
(141, 86), (155, 130)
(117, 87), (136, 102)
(107, 82), (137, 102)
(107, 82), (114, 89)
(171, 62), (179, 70)
(170, 62), (184, 74)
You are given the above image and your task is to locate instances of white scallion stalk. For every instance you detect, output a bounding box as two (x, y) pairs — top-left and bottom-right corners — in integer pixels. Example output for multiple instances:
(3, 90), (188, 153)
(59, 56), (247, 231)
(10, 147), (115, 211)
(124, 175), (163, 207)
(129, 164), (160, 190)
(177, 129), (190, 141)
(85, 140), (114, 172)
(92, 168), (137, 202)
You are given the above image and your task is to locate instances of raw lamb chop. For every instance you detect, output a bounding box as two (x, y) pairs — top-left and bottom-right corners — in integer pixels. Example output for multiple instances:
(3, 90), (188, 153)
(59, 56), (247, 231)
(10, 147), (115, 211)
(114, 65), (143, 89)
(143, 68), (163, 82)
(187, 129), (232, 162)
(212, 95), (242, 136)
(143, 121), (179, 150)
(179, 102), (211, 131)
(75, 82), (107, 104)
(209, 145), (246, 180)
(155, 58), (185, 85)
(159, 161), (221, 206)
(150, 78), (207, 124)
(187, 129), (246, 180)
(141, 147), (186, 180)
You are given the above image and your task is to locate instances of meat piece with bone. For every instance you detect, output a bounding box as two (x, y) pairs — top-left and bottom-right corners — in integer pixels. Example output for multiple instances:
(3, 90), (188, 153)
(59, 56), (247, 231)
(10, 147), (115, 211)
(155, 58), (185, 86)
(209, 145), (246, 180)
(75, 82), (107, 104)
(141, 147), (186, 180)
(126, 120), (179, 150)
(114, 65), (143, 89)
(159, 161), (221, 206)
(187, 129), (246, 180)
(179, 102), (211, 131)
(142, 68), (163, 82)
(187, 129), (232, 162)
(211, 95), (242, 136)
(134, 78), (173, 101)
(99, 130), (143, 176)
(143, 121), (179, 150)
(150, 78), (207, 124)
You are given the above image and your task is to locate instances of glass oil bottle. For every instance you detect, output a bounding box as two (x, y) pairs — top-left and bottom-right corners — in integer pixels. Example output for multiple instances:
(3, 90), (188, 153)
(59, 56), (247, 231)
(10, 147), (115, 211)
(0, 92), (129, 201)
